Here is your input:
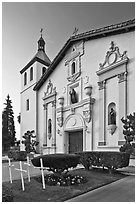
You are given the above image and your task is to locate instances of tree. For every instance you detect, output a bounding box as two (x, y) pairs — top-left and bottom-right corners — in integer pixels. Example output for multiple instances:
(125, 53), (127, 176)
(120, 112), (135, 155)
(2, 95), (16, 152)
(22, 130), (39, 153)
(17, 113), (21, 124)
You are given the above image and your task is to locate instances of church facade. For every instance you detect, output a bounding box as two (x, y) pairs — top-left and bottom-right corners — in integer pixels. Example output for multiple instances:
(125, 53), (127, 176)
(20, 19), (135, 154)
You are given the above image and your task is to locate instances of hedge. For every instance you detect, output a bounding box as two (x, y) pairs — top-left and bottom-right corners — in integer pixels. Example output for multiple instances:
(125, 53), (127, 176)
(8, 150), (27, 161)
(32, 153), (80, 175)
(76, 151), (130, 173)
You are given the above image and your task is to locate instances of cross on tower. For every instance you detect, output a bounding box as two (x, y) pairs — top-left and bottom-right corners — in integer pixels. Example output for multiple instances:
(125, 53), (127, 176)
(40, 28), (43, 37)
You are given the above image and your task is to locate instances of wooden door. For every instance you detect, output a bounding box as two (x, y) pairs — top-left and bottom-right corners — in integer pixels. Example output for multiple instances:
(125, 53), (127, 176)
(69, 131), (83, 153)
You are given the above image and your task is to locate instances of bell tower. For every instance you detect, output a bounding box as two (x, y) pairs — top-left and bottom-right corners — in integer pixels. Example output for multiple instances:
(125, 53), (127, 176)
(20, 30), (51, 151)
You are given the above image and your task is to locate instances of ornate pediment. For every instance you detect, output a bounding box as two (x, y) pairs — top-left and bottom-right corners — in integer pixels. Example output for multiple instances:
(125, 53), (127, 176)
(44, 79), (56, 96)
(65, 41), (84, 83)
(99, 41), (128, 69)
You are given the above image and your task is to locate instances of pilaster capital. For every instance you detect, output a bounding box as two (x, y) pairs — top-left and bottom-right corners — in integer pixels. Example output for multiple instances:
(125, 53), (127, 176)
(118, 71), (128, 83)
(98, 80), (106, 90)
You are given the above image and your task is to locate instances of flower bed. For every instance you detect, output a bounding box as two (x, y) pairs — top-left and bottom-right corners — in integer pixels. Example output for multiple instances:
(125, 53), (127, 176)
(35, 174), (87, 186)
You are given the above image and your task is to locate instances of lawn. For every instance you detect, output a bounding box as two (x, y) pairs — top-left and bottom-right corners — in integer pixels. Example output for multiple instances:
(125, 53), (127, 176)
(2, 167), (127, 202)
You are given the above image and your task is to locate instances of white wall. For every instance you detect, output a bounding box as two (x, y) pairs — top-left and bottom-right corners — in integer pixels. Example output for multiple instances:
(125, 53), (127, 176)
(37, 30), (135, 153)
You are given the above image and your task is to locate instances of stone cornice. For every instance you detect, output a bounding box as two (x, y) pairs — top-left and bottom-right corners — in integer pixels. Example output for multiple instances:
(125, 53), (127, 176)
(96, 57), (129, 76)
(56, 97), (95, 113)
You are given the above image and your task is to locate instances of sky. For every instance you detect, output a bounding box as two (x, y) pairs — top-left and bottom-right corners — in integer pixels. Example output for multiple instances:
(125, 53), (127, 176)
(2, 1), (135, 139)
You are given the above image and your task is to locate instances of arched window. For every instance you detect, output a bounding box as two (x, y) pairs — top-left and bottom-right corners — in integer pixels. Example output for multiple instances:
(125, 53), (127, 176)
(108, 102), (116, 125)
(71, 62), (76, 75)
(42, 67), (46, 75)
(30, 67), (33, 81)
(24, 72), (27, 86)
(26, 99), (29, 111)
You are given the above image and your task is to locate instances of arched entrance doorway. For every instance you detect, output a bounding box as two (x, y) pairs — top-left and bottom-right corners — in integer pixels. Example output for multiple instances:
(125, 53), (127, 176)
(63, 114), (86, 153)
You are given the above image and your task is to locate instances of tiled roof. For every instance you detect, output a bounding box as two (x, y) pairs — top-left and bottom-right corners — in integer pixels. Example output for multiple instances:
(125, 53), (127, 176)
(34, 19), (135, 91)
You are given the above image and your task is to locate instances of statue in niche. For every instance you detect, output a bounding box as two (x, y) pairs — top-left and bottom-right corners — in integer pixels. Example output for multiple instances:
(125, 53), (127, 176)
(48, 119), (52, 134)
(48, 119), (52, 140)
(109, 108), (116, 125)
(69, 88), (77, 104)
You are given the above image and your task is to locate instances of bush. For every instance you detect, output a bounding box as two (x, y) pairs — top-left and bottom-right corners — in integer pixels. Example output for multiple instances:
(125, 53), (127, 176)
(32, 153), (80, 176)
(2, 185), (14, 202)
(120, 112), (135, 155)
(120, 143), (135, 155)
(76, 151), (130, 173)
(8, 150), (27, 161)
(22, 130), (39, 153)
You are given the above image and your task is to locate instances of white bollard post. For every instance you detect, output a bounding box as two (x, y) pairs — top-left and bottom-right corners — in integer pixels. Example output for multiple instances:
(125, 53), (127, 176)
(40, 158), (45, 189)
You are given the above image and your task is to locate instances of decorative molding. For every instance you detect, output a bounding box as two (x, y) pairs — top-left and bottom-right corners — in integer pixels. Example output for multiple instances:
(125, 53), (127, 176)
(83, 97), (95, 123)
(98, 80), (106, 90)
(63, 87), (66, 94)
(99, 41), (128, 69)
(83, 110), (91, 123)
(70, 107), (75, 114)
(118, 141), (125, 146)
(65, 41), (84, 83)
(107, 124), (117, 135)
(118, 71), (128, 83)
(61, 97), (95, 113)
(44, 79), (56, 96)
(67, 71), (81, 82)
(52, 100), (56, 107)
(57, 116), (63, 127)
(84, 76), (89, 84)
(98, 141), (106, 146)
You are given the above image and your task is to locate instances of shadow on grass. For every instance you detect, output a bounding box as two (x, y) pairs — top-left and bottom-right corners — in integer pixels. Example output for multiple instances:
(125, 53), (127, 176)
(2, 167), (127, 202)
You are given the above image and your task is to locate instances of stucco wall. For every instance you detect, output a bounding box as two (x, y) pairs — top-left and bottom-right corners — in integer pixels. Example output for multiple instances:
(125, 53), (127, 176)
(37, 30), (135, 153)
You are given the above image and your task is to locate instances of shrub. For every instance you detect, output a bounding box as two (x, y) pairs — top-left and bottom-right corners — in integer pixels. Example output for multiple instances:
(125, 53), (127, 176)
(32, 153), (80, 176)
(76, 151), (130, 173)
(22, 130), (39, 153)
(8, 150), (27, 161)
(2, 185), (14, 202)
(120, 112), (135, 155)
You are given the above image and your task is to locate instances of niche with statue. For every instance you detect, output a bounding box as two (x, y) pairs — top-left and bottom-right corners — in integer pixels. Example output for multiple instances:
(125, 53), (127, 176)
(107, 102), (117, 135)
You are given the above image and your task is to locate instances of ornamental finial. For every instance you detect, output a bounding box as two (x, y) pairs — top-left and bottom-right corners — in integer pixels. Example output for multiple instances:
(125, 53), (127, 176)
(72, 27), (79, 36)
(40, 28), (43, 37)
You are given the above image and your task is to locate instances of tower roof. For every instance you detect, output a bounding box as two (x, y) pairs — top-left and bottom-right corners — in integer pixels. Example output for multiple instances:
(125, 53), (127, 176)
(20, 34), (51, 74)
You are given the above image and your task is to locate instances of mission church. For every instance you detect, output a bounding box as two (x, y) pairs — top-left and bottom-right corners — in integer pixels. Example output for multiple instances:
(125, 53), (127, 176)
(20, 19), (135, 154)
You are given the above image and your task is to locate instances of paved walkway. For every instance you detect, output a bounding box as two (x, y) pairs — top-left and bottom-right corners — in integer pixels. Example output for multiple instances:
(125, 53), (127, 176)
(66, 175), (135, 202)
(2, 160), (45, 182)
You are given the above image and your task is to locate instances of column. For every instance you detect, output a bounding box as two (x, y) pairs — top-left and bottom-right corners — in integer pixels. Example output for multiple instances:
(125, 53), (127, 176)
(43, 104), (47, 146)
(52, 100), (56, 151)
(118, 71), (128, 145)
(98, 80), (106, 146)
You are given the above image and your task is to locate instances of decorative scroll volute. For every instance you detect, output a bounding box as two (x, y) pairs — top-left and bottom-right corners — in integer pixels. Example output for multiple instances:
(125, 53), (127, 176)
(99, 41), (128, 69)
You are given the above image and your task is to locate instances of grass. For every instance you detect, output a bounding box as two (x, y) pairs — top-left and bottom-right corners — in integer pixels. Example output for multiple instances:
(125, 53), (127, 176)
(2, 167), (127, 202)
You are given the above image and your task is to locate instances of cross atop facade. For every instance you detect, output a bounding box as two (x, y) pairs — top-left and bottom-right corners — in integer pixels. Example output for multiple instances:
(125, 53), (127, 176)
(72, 27), (79, 36)
(110, 41), (115, 51)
